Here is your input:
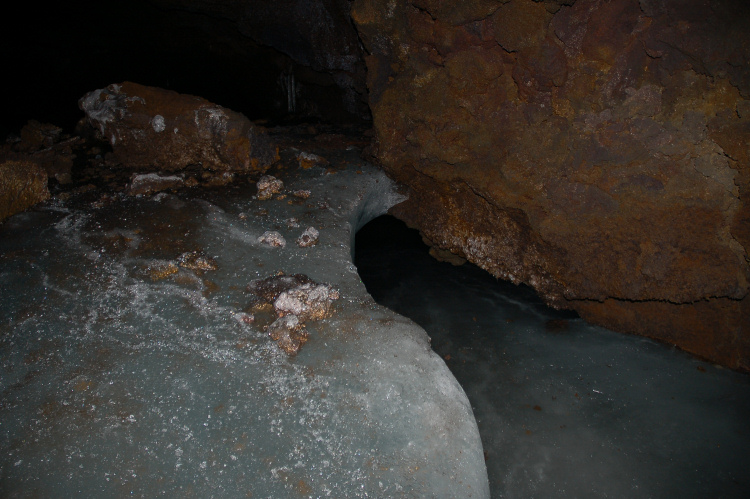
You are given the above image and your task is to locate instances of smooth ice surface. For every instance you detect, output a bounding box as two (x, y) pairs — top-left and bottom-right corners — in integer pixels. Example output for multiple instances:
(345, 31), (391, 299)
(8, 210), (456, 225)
(355, 215), (750, 499)
(0, 152), (489, 497)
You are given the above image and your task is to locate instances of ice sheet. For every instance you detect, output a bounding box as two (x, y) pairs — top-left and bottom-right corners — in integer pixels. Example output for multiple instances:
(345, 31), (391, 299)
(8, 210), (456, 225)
(355, 215), (750, 499)
(0, 160), (489, 497)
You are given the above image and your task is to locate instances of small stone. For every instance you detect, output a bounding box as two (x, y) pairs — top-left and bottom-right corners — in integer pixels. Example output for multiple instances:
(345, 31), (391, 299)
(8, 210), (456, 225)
(258, 231), (286, 248)
(274, 283), (340, 322)
(296, 227), (319, 247)
(178, 250), (218, 271)
(256, 175), (283, 200)
(292, 189), (311, 199)
(268, 314), (308, 355)
(297, 151), (327, 169)
(287, 217), (300, 228)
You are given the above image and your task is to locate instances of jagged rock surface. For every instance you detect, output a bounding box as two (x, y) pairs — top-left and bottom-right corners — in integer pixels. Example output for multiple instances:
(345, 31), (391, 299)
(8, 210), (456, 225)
(352, 0), (750, 370)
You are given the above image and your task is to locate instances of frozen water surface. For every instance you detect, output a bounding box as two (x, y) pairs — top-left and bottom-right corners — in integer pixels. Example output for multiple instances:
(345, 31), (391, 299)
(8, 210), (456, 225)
(0, 154), (489, 497)
(355, 216), (750, 499)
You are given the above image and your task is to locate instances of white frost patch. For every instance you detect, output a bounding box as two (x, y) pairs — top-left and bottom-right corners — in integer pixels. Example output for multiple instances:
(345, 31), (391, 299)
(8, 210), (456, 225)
(151, 115), (166, 132)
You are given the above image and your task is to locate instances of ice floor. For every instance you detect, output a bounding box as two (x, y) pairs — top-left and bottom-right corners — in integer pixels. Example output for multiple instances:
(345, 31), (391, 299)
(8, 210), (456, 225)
(0, 143), (489, 497)
(355, 215), (750, 499)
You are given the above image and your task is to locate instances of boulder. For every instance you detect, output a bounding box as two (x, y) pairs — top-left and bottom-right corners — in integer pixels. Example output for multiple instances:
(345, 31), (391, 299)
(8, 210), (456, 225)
(0, 159), (50, 222)
(352, 0), (750, 370)
(79, 82), (278, 172)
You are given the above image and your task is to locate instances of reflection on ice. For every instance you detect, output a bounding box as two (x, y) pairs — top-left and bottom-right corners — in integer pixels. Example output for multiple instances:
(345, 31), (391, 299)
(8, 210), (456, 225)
(355, 215), (750, 499)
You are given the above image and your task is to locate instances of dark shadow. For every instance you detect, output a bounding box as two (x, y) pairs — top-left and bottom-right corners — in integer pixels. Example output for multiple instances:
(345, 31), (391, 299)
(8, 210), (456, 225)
(354, 214), (577, 347)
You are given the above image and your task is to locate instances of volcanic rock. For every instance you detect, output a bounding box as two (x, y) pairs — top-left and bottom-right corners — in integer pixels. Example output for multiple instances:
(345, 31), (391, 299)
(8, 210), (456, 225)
(352, 0), (750, 370)
(79, 82), (279, 173)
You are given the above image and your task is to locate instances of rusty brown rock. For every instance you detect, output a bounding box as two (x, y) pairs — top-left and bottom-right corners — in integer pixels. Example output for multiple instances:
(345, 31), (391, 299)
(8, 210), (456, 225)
(79, 82), (279, 173)
(0, 159), (50, 222)
(353, 0), (750, 369)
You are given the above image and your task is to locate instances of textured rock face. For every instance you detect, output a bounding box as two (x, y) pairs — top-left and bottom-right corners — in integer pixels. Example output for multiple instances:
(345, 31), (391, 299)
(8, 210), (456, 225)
(79, 82), (278, 172)
(0, 160), (50, 222)
(352, 0), (750, 369)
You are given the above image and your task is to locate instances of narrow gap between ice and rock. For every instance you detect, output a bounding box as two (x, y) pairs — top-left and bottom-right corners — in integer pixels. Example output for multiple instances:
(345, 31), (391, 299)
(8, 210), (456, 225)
(354, 214), (750, 499)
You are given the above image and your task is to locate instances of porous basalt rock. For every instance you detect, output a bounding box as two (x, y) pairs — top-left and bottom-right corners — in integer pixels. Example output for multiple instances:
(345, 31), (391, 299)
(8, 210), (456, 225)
(79, 82), (279, 173)
(256, 174), (284, 200)
(352, 0), (750, 370)
(247, 273), (339, 355)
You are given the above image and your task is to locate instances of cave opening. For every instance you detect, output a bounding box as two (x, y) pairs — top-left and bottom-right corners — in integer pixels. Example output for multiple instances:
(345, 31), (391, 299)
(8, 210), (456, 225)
(354, 214), (750, 498)
(1, 0), (369, 140)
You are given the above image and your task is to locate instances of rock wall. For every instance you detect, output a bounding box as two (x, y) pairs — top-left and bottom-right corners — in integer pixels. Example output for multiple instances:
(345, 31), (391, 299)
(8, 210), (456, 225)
(352, 0), (750, 370)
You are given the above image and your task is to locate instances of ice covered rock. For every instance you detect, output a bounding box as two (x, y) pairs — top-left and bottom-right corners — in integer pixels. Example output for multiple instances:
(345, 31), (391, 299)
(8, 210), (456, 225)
(256, 174), (283, 200)
(296, 226), (319, 247)
(267, 314), (309, 355)
(274, 282), (339, 322)
(258, 230), (286, 248)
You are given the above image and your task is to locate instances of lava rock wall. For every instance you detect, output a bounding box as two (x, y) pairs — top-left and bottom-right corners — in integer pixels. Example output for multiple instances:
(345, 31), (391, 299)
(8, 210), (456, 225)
(352, 0), (750, 369)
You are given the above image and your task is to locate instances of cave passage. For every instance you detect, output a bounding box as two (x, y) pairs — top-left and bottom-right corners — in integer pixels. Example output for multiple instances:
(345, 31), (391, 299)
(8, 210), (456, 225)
(354, 214), (750, 498)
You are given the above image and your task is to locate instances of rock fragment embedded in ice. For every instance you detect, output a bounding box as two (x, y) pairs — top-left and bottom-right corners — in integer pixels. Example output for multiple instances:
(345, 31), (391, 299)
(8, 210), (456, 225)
(258, 230), (286, 247)
(274, 282), (340, 322)
(297, 151), (327, 169)
(286, 217), (300, 228)
(268, 314), (309, 355)
(256, 174), (283, 200)
(292, 189), (311, 199)
(177, 250), (217, 271)
(145, 259), (179, 280)
(296, 226), (319, 247)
